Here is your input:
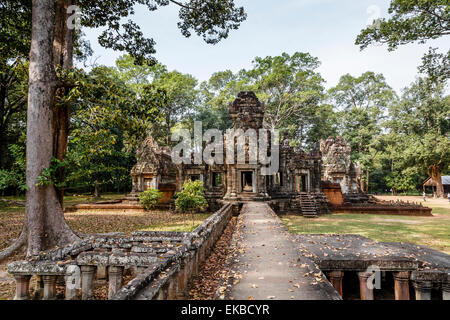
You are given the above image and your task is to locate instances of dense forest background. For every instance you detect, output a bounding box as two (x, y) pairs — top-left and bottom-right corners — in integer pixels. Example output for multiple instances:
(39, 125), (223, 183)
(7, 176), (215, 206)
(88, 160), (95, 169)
(1, 1), (449, 198)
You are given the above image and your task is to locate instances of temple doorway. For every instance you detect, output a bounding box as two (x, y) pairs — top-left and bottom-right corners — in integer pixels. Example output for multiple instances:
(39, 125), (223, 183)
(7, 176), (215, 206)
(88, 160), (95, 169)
(241, 171), (254, 192)
(296, 175), (307, 192)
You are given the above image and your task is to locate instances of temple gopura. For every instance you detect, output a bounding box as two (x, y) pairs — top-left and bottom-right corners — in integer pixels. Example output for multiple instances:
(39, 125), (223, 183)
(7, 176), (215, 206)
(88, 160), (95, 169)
(129, 92), (362, 217)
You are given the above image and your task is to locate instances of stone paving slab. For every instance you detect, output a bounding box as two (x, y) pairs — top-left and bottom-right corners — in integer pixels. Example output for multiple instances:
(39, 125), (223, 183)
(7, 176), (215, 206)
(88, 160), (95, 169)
(227, 202), (341, 300)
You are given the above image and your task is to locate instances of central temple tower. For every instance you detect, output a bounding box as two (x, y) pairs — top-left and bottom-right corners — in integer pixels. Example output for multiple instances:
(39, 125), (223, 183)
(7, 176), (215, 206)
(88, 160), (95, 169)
(223, 92), (270, 201)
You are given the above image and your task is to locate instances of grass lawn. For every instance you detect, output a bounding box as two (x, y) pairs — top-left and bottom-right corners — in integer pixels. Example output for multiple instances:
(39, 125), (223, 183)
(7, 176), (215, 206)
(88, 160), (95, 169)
(281, 197), (450, 254)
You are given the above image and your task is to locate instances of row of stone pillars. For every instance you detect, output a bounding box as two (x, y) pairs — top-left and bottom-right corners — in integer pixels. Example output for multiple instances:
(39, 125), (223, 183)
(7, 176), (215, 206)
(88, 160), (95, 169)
(327, 270), (450, 300)
(13, 265), (127, 300)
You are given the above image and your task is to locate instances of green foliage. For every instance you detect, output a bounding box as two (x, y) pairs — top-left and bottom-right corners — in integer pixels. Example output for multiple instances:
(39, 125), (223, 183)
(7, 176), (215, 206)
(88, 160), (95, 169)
(328, 72), (398, 191)
(0, 144), (26, 192)
(36, 158), (68, 188)
(64, 59), (165, 194)
(152, 70), (199, 145)
(175, 180), (207, 213)
(386, 76), (450, 188)
(139, 188), (162, 210)
(246, 52), (327, 143)
(356, 0), (449, 51)
(79, 0), (247, 64)
(356, 0), (449, 83)
(385, 169), (418, 194)
(195, 52), (337, 149)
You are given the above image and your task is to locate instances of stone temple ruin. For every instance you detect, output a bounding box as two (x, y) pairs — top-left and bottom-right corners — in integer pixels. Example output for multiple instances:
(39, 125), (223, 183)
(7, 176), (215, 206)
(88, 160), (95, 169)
(127, 91), (362, 217)
(7, 92), (445, 301)
(320, 136), (361, 194)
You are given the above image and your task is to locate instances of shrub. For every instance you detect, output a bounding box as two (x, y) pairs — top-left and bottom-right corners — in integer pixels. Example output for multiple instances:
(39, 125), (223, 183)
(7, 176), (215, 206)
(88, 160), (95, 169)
(175, 180), (208, 214)
(139, 188), (162, 210)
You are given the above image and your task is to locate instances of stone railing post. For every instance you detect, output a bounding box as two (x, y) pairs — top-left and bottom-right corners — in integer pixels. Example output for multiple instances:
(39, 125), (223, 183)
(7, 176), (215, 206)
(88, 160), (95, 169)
(156, 283), (169, 300)
(177, 264), (187, 299)
(168, 273), (179, 300)
(34, 275), (44, 299)
(42, 275), (57, 300)
(393, 271), (410, 300)
(81, 265), (96, 300)
(65, 265), (81, 300)
(328, 271), (344, 297)
(413, 280), (432, 300)
(108, 266), (124, 299)
(358, 272), (374, 300)
(13, 275), (31, 300)
(443, 278), (450, 300)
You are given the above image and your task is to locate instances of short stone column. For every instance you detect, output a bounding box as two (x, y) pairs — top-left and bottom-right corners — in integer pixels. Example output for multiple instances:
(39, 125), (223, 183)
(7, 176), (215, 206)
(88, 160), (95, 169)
(168, 274), (178, 300)
(328, 271), (344, 297)
(81, 265), (96, 300)
(443, 280), (450, 300)
(413, 281), (432, 300)
(108, 266), (124, 299)
(177, 266), (187, 298)
(13, 275), (31, 300)
(393, 271), (410, 300)
(65, 282), (79, 300)
(358, 272), (374, 300)
(42, 275), (57, 300)
(156, 283), (169, 300)
(65, 265), (81, 300)
(33, 275), (44, 299)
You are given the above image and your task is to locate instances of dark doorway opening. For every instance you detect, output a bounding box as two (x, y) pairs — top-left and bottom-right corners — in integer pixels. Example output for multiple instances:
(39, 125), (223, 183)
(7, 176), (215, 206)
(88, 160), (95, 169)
(212, 172), (223, 187)
(297, 175), (307, 192)
(190, 175), (200, 182)
(241, 171), (253, 192)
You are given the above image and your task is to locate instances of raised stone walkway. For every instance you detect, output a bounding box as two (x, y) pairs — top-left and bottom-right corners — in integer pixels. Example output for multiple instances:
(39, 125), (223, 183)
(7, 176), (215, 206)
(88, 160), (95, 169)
(226, 202), (341, 300)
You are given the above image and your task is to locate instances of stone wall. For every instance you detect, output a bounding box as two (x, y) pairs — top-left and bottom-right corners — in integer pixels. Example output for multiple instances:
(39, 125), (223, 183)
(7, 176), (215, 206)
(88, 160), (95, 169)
(113, 203), (234, 300)
(7, 204), (234, 300)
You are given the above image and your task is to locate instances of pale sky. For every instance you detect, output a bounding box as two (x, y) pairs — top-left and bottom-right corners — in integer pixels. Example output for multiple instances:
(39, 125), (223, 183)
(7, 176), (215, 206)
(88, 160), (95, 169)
(82, 0), (450, 94)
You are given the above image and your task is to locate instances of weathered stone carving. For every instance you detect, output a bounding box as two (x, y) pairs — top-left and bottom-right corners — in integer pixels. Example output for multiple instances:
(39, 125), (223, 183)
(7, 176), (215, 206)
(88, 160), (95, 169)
(320, 136), (362, 194)
(130, 92), (363, 216)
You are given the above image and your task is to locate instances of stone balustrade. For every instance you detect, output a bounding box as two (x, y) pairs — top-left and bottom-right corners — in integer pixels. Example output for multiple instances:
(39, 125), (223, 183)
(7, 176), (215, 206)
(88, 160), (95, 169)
(326, 269), (449, 300)
(296, 234), (450, 300)
(7, 203), (234, 300)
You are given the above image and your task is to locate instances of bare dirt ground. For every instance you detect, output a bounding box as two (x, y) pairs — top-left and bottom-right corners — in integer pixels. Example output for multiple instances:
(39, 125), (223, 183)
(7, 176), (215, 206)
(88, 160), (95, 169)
(375, 195), (450, 206)
(0, 201), (210, 300)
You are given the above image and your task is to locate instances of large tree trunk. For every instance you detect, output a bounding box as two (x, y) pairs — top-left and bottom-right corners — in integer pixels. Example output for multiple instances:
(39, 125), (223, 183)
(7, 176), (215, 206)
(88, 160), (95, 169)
(0, 77), (9, 168)
(52, 0), (73, 206)
(428, 165), (444, 198)
(24, 0), (78, 258)
(0, 126), (7, 168)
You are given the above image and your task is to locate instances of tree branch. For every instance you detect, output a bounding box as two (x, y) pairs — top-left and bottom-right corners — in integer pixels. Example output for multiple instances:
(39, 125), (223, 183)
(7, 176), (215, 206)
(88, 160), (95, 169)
(169, 0), (190, 10)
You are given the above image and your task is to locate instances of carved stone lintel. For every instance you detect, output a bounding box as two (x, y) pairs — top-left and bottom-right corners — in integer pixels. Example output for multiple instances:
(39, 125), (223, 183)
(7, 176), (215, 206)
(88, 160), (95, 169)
(13, 275), (31, 300)
(393, 271), (410, 300)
